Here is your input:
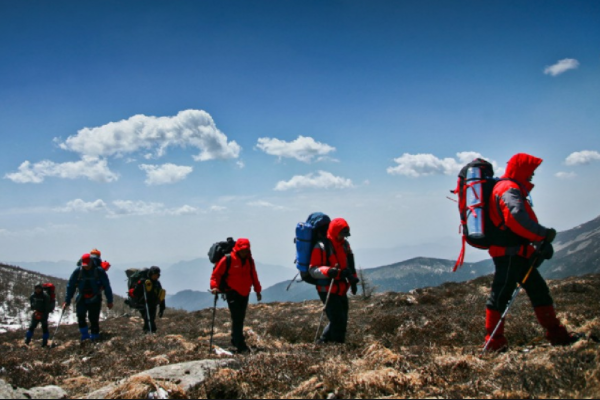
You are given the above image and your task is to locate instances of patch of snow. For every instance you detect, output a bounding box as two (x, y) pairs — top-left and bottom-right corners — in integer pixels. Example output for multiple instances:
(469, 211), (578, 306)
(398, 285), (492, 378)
(148, 388), (169, 399)
(567, 240), (592, 255)
(214, 346), (233, 356)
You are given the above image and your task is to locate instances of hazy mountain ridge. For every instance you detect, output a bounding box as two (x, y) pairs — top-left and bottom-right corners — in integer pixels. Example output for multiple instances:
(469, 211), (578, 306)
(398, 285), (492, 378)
(168, 214), (600, 310)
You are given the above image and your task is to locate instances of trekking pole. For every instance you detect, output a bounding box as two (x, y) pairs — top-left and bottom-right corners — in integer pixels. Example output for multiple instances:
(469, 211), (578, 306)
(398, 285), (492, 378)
(286, 273), (299, 292)
(482, 251), (543, 355)
(143, 282), (152, 335)
(315, 279), (336, 343)
(50, 304), (66, 348)
(209, 293), (218, 355)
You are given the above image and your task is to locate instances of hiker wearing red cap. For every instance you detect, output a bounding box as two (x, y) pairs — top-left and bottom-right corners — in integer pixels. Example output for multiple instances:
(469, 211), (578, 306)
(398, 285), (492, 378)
(65, 253), (114, 342)
(484, 153), (578, 351)
(309, 218), (359, 344)
(78, 248), (103, 269)
(210, 238), (262, 353)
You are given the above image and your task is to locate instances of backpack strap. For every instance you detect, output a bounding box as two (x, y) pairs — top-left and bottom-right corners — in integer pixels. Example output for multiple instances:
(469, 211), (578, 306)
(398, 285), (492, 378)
(219, 255), (233, 292)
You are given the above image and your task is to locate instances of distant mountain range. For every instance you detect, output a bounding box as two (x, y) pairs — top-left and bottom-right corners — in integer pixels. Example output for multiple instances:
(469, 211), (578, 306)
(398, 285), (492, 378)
(543, 215), (600, 279)
(168, 214), (600, 312)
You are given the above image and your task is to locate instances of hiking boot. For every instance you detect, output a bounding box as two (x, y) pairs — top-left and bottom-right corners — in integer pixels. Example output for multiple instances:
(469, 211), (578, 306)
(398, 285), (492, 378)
(484, 308), (509, 352)
(42, 333), (49, 348)
(24, 331), (33, 346)
(534, 306), (577, 346)
(79, 327), (91, 342)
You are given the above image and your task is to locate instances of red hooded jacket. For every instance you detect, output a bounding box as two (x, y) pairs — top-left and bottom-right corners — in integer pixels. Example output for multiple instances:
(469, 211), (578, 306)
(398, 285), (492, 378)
(489, 153), (549, 258)
(210, 238), (262, 297)
(309, 218), (357, 296)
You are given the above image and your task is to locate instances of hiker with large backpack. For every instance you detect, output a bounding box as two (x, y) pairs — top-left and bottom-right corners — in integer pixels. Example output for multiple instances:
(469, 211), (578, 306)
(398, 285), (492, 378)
(64, 253), (113, 342)
(78, 248), (103, 269)
(210, 238), (262, 354)
(307, 217), (359, 344)
(131, 266), (166, 334)
(24, 283), (55, 347)
(453, 154), (578, 352)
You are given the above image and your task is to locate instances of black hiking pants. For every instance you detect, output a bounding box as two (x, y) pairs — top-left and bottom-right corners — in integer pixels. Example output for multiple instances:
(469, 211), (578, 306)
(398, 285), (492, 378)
(28, 312), (49, 335)
(139, 306), (158, 333)
(318, 292), (349, 344)
(77, 301), (102, 335)
(487, 255), (554, 313)
(226, 291), (249, 351)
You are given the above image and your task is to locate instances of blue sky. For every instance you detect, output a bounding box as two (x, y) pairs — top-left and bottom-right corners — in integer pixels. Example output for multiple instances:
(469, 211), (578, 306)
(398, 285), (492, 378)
(0, 1), (599, 269)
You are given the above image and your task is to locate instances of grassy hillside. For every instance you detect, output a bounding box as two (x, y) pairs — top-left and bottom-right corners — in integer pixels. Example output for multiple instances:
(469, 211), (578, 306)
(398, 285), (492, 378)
(1, 272), (600, 398)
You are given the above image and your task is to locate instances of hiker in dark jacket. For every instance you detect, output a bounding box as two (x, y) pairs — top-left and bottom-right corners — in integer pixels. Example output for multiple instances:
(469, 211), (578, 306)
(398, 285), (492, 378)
(25, 284), (53, 347)
(133, 266), (166, 333)
(210, 238), (262, 353)
(309, 218), (359, 344)
(484, 153), (578, 351)
(64, 253), (113, 342)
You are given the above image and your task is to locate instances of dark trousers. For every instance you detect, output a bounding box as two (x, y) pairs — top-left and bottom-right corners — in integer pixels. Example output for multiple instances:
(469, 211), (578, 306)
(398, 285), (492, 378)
(318, 292), (349, 344)
(226, 291), (249, 351)
(487, 255), (553, 313)
(139, 306), (157, 333)
(76, 301), (102, 335)
(28, 313), (49, 335)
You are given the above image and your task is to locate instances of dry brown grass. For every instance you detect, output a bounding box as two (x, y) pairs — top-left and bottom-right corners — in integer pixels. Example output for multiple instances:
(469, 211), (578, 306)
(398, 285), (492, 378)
(1, 274), (600, 399)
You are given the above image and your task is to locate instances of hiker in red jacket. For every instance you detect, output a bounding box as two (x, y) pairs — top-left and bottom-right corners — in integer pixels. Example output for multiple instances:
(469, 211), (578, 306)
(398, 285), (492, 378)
(309, 218), (359, 344)
(210, 238), (262, 353)
(485, 153), (578, 351)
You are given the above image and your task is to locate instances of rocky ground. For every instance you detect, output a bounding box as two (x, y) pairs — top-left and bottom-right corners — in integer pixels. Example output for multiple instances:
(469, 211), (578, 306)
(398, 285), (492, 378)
(1, 274), (600, 399)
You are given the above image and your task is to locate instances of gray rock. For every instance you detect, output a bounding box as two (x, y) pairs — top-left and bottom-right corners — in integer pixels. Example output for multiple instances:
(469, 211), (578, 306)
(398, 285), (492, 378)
(0, 380), (67, 399)
(85, 359), (237, 398)
(131, 359), (237, 391)
(24, 386), (68, 399)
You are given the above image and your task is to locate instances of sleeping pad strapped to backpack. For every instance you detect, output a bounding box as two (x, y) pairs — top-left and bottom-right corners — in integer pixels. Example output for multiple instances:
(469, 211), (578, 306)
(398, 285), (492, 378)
(452, 158), (525, 270)
(295, 212), (332, 285)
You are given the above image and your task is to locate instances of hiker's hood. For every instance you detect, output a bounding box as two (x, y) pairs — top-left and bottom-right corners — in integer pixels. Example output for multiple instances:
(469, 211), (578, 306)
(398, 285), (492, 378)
(502, 153), (543, 193)
(328, 218), (350, 243)
(233, 238), (251, 253)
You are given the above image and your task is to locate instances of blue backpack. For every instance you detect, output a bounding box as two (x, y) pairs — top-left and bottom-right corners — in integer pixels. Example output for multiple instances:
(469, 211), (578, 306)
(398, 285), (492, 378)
(295, 212), (332, 285)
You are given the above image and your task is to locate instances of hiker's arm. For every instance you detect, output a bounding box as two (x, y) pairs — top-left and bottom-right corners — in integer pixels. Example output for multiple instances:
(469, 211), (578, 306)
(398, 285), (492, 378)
(210, 257), (227, 291)
(309, 246), (336, 280)
(251, 262), (262, 294)
(499, 189), (547, 242)
(65, 271), (78, 305)
(101, 271), (114, 304)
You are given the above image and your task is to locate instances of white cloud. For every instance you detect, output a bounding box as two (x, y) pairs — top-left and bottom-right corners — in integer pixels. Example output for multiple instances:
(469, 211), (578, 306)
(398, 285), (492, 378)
(57, 199), (108, 213)
(4, 156), (119, 184)
(247, 200), (286, 210)
(58, 109), (241, 161)
(166, 205), (200, 216)
(387, 152), (499, 177)
(139, 163), (193, 186)
(257, 136), (336, 163)
(274, 171), (354, 191)
(556, 172), (577, 180)
(565, 150), (600, 166)
(209, 205), (227, 212)
(108, 200), (200, 218)
(544, 58), (580, 77)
